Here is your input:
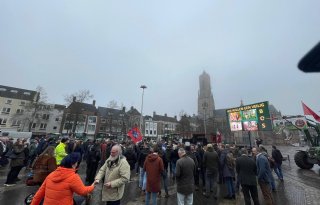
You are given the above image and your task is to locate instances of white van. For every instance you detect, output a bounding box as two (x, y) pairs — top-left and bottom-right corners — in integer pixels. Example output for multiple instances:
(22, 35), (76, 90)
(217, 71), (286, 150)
(0, 130), (32, 142)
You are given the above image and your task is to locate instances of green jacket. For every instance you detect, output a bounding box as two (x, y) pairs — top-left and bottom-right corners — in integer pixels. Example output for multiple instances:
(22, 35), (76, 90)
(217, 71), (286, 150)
(95, 156), (130, 202)
(55, 142), (67, 165)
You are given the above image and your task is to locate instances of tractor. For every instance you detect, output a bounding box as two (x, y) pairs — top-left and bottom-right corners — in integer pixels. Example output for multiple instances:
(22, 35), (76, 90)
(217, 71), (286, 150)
(293, 119), (320, 169)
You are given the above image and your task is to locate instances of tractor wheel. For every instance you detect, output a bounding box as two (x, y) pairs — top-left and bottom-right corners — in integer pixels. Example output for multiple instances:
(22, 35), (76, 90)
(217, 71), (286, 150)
(294, 151), (314, 169)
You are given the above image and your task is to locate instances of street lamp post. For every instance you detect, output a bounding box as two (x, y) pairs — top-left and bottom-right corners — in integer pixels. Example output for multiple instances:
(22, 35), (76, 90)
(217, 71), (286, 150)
(108, 112), (113, 135)
(140, 85), (147, 136)
(202, 102), (208, 138)
(204, 108), (207, 137)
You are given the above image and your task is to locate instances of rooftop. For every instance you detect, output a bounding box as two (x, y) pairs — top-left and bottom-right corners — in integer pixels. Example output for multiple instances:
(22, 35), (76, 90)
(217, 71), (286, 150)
(0, 85), (39, 101)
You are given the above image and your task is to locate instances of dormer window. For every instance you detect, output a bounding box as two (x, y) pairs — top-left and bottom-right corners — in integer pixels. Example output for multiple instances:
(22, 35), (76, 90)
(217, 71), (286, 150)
(0, 88), (6, 91)
(10, 90), (18, 93)
(24, 92), (31, 95)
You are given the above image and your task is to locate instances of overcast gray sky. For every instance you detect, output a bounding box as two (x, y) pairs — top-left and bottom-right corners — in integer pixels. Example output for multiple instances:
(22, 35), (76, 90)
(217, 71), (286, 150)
(1, 1), (319, 118)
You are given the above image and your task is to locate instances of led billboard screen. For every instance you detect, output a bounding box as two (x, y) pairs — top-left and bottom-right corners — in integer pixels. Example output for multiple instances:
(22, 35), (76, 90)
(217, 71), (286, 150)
(226, 101), (272, 131)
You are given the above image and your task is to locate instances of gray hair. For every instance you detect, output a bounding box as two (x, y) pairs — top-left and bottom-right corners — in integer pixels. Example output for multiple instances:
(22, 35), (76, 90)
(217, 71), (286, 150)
(178, 148), (186, 155)
(112, 144), (123, 156)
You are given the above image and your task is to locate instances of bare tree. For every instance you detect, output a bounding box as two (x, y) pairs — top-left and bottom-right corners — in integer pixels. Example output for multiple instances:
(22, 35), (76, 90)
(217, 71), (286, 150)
(107, 100), (118, 109)
(63, 90), (94, 135)
(12, 86), (51, 132)
(179, 110), (187, 118)
(64, 89), (94, 105)
(120, 102), (125, 110)
(177, 115), (191, 134)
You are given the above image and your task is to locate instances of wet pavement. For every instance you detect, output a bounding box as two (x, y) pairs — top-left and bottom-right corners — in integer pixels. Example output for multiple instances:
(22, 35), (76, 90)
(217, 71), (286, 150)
(0, 145), (320, 205)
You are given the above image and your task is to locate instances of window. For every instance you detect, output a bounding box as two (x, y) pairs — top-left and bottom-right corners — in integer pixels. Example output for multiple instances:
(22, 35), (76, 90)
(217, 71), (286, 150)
(16, 109), (24, 114)
(35, 114), (39, 119)
(6, 99), (12, 104)
(42, 114), (49, 120)
(146, 130), (149, 134)
(88, 116), (97, 124)
(2, 108), (11, 114)
(154, 131), (157, 135)
(64, 122), (72, 130)
(101, 119), (106, 123)
(0, 118), (7, 125)
(88, 124), (96, 132)
(32, 123), (37, 128)
(76, 124), (85, 132)
(53, 126), (57, 130)
(20, 101), (26, 106)
(99, 126), (105, 131)
(40, 123), (47, 130)
(12, 120), (21, 126)
(78, 115), (86, 122)
(150, 130), (153, 135)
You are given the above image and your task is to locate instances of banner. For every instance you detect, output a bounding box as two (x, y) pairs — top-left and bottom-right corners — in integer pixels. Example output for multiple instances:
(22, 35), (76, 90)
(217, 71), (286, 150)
(273, 117), (307, 133)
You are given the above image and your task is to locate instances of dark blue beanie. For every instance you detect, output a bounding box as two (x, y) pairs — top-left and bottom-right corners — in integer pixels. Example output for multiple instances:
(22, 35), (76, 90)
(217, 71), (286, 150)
(60, 152), (80, 168)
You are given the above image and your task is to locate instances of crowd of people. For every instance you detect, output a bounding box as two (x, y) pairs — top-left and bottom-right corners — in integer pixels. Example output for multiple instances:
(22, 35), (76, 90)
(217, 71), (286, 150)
(0, 135), (285, 205)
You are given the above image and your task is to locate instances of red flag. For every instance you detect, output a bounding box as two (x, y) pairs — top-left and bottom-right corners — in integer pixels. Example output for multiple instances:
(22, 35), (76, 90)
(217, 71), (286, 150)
(216, 130), (222, 143)
(302, 101), (320, 122)
(127, 126), (143, 144)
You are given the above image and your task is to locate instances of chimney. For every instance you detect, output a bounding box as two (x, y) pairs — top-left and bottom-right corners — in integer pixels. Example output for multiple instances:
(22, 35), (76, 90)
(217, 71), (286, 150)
(174, 115), (177, 119)
(153, 111), (156, 117)
(73, 96), (76, 102)
(164, 113), (167, 117)
(131, 106), (134, 110)
(93, 100), (96, 106)
(122, 106), (126, 112)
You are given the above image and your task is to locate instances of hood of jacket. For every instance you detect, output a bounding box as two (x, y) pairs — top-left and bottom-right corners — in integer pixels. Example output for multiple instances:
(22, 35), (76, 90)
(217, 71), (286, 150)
(50, 167), (76, 183)
(147, 153), (159, 162)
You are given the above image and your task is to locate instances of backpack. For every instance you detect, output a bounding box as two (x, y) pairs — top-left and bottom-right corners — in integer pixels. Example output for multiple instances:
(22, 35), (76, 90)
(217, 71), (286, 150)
(87, 145), (100, 163)
(0, 141), (6, 156)
(226, 152), (235, 169)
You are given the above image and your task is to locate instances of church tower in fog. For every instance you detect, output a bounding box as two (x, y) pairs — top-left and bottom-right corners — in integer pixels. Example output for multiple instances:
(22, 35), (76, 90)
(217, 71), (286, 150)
(198, 71), (215, 119)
